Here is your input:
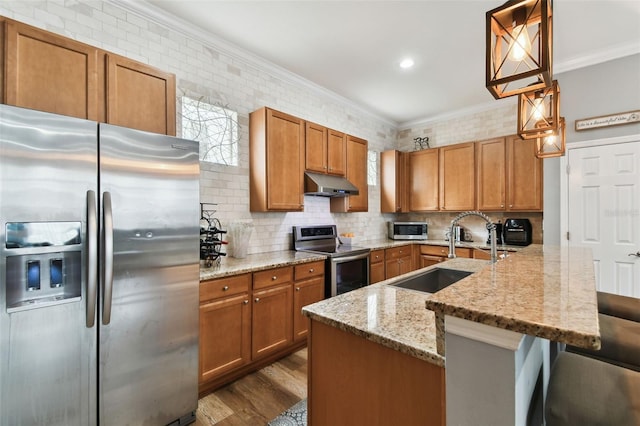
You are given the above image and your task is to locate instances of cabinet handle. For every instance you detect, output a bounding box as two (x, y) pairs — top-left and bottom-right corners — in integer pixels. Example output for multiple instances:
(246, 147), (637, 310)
(296, 287), (301, 291)
(254, 297), (260, 303)
(222, 285), (229, 291)
(243, 300), (249, 305)
(272, 276), (277, 280)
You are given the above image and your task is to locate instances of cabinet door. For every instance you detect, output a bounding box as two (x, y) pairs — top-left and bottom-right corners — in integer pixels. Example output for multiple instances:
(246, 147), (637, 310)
(293, 277), (324, 341)
(385, 258), (401, 279)
(266, 109), (305, 211)
(409, 149), (439, 211)
(399, 254), (413, 275)
(439, 142), (476, 211)
(476, 137), (507, 211)
(420, 255), (444, 268)
(507, 136), (543, 211)
(199, 293), (251, 383)
(327, 129), (346, 176)
(331, 135), (368, 212)
(380, 150), (407, 213)
(370, 262), (386, 284)
(106, 54), (176, 135)
(305, 122), (327, 173)
(252, 283), (293, 359)
(4, 20), (99, 120)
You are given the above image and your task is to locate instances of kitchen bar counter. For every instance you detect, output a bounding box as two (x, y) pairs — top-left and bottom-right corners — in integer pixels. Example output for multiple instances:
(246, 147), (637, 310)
(361, 237), (527, 252)
(199, 251), (326, 281)
(303, 244), (601, 367)
(425, 244), (601, 350)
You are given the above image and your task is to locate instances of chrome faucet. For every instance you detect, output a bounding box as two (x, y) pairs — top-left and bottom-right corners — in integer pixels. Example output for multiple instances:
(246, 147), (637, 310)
(448, 211), (498, 263)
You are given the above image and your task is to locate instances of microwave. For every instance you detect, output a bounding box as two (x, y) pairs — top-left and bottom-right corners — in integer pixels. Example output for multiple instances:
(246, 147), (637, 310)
(388, 222), (428, 240)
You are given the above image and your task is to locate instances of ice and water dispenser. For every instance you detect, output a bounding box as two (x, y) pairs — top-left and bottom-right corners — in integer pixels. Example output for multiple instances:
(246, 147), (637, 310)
(4, 222), (82, 312)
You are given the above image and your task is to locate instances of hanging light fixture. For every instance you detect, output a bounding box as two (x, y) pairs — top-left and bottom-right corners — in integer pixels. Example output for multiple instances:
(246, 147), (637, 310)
(486, 0), (553, 99)
(536, 116), (565, 158)
(517, 79), (560, 139)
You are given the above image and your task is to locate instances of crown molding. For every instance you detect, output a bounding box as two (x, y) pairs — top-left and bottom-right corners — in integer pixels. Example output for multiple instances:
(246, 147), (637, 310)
(555, 41), (640, 75)
(106, 0), (397, 128)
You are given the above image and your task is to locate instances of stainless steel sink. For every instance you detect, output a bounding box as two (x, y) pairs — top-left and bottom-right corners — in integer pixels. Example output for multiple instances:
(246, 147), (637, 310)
(391, 268), (472, 293)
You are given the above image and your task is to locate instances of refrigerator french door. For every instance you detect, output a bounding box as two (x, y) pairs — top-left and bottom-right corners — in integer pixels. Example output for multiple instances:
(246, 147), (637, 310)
(0, 104), (200, 426)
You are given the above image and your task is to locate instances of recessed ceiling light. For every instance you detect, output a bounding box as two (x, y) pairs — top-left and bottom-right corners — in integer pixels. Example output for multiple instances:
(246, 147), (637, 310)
(399, 58), (414, 69)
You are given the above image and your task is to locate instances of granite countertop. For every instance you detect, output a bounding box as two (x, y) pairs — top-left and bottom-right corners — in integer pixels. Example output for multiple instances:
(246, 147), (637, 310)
(303, 244), (601, 367)
(425, 244), (601, 350)
(199, 251), (326, 280)
(302, 258), (488, 367)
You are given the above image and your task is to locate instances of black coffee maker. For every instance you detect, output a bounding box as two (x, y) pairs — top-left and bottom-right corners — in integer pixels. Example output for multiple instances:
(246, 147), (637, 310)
(487, 221), (503, 245)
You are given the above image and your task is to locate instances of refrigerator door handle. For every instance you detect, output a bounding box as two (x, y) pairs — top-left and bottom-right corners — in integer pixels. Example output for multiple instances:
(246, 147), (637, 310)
(86, 190), (98, 328)
(102, 191), (114, 325)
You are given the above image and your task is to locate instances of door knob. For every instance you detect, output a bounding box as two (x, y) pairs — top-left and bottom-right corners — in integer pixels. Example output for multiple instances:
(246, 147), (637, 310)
(628, 251), (640, 258)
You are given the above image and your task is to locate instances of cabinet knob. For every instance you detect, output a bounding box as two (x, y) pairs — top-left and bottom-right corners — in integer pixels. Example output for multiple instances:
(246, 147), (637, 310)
(271, 276), (277, 280)
(309, 268), (314, 273)
(254, 297), (260, 303)
(510, 204), (513, 208)
(243, 300), (249, 305)
(222, 285), (229, 291)
(296, 287), (301, 291)
(501, 204), (504, 208)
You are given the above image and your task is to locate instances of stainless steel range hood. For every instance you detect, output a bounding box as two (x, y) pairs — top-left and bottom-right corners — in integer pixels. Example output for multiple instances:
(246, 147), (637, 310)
(304, 171), (359, 197)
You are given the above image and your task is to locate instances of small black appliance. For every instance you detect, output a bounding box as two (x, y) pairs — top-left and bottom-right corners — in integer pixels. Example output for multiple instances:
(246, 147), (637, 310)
(503, 218), (532, 246)
(487, 221), (503, 245)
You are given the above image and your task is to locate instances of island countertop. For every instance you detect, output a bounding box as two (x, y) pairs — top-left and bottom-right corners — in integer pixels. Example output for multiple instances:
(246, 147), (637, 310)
(302, 258), (488, 367)
(425, 244), (601, 350)
(303, 244), (601, 367)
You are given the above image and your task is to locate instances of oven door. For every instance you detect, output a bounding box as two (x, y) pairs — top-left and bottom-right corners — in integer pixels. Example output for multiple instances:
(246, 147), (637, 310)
(329, 252), (370, 297)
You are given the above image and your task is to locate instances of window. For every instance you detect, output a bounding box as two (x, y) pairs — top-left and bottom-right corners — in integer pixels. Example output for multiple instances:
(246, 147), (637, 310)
(367, 150), (378, 186)
(181, 96), (238, 166)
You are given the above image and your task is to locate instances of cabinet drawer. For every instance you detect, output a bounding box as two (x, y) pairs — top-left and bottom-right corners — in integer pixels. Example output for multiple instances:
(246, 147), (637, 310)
(386, 246), (411, 260)
(370, 249), (385, 264)
(420, 245), (449, 257)
(294, 260), (324, 281)
(253, 266), (293, 290)
(200, 273), (251, 303)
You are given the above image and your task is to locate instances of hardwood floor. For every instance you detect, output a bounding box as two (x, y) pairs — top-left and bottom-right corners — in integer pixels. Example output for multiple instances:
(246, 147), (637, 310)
(195, 348), (308, 425)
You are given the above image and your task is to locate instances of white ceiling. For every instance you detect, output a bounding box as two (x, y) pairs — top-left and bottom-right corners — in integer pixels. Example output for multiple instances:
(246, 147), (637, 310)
(144, 0), (640, 127)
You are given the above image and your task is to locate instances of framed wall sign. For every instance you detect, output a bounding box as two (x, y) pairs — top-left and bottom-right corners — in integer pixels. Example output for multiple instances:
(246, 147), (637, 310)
(575, 110), (640, 131)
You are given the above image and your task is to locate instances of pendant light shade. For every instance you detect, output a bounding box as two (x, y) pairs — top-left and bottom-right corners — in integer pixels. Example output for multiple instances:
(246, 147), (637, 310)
(536, 116), (565, 158)
(518, 80), (560, 139)
(486, 0), (553, 99)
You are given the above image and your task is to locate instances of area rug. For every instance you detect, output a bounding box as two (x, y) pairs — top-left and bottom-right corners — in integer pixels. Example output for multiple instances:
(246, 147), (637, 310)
(267, 398), (307, 426)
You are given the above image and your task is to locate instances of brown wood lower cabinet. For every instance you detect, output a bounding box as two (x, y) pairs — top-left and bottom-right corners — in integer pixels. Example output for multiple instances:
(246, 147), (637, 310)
(419, 245), (473, 268)
(369, 249), (385, 284)
(293, 261), (325, 341)
(199, 274), (251, 386)
(385, 246), (413, 279)
(308, 320), (445, 425)
(199, 262), (324, 396)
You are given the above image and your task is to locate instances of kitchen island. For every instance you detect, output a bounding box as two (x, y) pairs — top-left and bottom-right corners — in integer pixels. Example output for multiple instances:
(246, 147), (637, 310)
(302, 244), (600, 426)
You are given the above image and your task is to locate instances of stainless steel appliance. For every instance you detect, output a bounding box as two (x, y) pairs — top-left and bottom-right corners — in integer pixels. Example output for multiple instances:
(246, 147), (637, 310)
(504, 218), (532, 246)
(388, 221), (428, 240)
(293, 225), (370, 297)
(0, 105), (200, 426)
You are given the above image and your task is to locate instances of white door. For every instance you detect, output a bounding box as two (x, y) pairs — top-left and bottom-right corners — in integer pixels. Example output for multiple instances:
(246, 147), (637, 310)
(567, 139), (640, 297)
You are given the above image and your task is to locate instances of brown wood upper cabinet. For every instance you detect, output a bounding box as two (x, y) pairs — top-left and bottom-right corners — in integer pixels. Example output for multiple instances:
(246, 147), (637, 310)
(305, 123), (346, 176)
(409, 148), (439, 211)
(439, 142), (476, 211)
(249, 107), (305, 212)
(331, 135), (368, 212)
(1, 18), (176, 135)
(476, 136), (543, 211)
(380, 150), (408, 213)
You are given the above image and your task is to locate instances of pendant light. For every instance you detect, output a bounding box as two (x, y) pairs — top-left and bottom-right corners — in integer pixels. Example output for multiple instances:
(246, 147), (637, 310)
(486, 0), (553, 99)
(517, 80), (560, 139)
(535, 116), (565, 158)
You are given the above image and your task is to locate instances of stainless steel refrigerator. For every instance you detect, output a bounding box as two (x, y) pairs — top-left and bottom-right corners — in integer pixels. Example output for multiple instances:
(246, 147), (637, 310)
(0, 104), (200, 425)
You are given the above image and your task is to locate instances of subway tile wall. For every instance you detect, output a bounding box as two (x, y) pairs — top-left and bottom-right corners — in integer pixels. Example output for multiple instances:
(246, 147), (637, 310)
(1, 1), (530, 256)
